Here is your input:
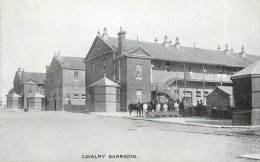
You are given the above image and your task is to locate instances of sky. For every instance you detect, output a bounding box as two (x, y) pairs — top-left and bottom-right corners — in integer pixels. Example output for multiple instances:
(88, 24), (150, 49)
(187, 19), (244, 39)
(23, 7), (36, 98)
(1, 0), (260, 104)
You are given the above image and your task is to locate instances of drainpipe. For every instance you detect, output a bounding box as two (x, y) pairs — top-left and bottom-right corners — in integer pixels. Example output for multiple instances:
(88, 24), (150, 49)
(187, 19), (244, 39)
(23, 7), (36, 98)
(202, 65), (205, 105)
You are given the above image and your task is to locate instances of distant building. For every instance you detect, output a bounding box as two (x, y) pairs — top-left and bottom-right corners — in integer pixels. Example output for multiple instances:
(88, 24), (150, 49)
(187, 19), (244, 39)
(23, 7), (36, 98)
(13, 68), (45, 109)
(206, 86), (234, 109)
(45, 56), (85, 112)
(84, 27), (260, 112)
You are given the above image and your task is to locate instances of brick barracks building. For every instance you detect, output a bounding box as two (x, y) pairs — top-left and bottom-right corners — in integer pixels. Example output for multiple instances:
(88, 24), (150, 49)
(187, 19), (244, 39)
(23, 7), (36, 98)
(84, 27), (260, 112)
(45, 55), (86, 112)
(12, 68), (45, 109)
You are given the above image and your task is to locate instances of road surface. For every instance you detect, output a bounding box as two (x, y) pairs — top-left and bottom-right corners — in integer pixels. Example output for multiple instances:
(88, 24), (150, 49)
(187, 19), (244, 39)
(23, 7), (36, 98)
(1, 109), (259, 162)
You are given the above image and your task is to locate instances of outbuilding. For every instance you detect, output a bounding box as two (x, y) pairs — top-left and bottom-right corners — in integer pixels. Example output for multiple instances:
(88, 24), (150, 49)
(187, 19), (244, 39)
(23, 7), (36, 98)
(231, 60), (260, 125)
(6, 93), (22, 109)
(89, 74), (120, 112)
(27, 92), (45, 111)
(206, 86), (234, 109)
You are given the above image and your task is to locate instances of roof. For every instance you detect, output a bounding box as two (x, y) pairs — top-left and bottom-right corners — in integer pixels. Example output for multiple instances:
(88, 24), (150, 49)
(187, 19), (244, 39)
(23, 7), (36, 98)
(27, 92), (45, 98)
(99, 36), (260, 67)
(217, 86), (233, 95)
(6, 93), (21, 98)
(231, 60), (260, 78)
(18, 72), (45, 84)
(90, 75), (120, 87)
(55, 56), (85, 70)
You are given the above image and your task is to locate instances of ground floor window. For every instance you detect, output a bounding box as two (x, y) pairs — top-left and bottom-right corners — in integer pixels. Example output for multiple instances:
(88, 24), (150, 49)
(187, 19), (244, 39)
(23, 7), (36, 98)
(183, 91), (192, 103)
(81, 94), (86, 100)
(74, 94), (79, 100)
(204, 91), (209, 97)
(196, 91), (201, 97)
(136, 90), (142, 103)
(66, 93), (70, 100)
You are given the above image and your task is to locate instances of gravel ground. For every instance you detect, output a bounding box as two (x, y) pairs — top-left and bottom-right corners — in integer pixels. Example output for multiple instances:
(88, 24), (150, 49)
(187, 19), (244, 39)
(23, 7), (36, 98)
(1, 109), (260, 162)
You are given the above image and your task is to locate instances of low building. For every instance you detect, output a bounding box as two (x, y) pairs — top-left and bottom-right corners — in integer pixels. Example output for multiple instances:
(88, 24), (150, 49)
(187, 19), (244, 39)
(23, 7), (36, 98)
(45, 55), (85, 112)
(206, 86), (234, 109)
(6, 93), (22, 109)
(89, 74), (120, 112)
(13, 68), (45, 109)
(231, 60), (260, 125)
(27, 92), (45, 111)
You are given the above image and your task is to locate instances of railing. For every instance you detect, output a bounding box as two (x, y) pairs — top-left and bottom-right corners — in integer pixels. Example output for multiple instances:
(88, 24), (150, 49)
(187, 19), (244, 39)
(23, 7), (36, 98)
(164, 72), (232, 85)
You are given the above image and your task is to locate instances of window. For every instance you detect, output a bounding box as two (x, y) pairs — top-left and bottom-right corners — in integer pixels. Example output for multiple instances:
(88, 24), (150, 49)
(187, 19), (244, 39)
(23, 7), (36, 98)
(136, 64), (142, 79)
(103, 59), (106, 71)
(74, 71), (79, 81)
(66, 93), (70, 100)
(53, 93), (56, 99)
(204, 91), (209, 97)
(183, 91), (192, 103)
(50, 75), (53, 84)
(218, 66), (223, 74)
(81, 94), (86, 100)
(136, 90), (142, 103)
(165, 65), (170, 72)
(74, 94), (79, 100)
(196, 91), (201, 97)
(29, 89), (32, 94)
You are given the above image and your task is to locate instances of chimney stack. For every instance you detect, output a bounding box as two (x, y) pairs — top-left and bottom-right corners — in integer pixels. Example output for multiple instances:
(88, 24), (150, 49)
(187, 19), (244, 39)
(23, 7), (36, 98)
(224, 44), (229, 54)
(163, 35), (169, 48)
(175, 37), (180, 50)
(154, 37), (158, 43)
(217, 45), (220, 50)
(240, 46), (246, 58)
(117, 26), (126, 56)
(97, 30), (100, 36)
(102, 27), (108, 40)
(169, 40), (172, 46)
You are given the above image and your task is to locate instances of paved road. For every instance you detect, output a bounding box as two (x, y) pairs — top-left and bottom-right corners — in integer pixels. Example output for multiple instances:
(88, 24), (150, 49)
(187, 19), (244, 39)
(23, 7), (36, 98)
(1, 110), (259, 162)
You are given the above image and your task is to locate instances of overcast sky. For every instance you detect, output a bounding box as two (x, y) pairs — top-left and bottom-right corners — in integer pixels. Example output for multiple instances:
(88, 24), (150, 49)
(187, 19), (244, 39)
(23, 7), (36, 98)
(1, 0), (260, 104)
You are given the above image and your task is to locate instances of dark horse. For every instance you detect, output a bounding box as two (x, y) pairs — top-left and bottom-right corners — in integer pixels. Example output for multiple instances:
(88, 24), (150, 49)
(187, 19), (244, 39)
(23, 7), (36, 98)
(147, 100), (156, 112)
(128, 103), (143, 117)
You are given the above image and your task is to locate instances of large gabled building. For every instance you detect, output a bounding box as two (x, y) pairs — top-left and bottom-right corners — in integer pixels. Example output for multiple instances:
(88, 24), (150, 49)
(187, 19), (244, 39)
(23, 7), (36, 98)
(84, 27), (260, 112)
(45, 55), (85, 112)
(13, 68), (45, 109)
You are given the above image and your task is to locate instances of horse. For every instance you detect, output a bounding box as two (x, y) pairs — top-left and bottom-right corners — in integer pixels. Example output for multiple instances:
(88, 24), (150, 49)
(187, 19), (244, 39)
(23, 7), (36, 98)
(128, 103), (143, 117)
(148, 100), (156, 112)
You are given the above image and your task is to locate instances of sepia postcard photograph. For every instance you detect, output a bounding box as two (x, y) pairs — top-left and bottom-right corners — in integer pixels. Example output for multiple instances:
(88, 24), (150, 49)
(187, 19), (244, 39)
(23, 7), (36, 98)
(1, 0), (260, 161)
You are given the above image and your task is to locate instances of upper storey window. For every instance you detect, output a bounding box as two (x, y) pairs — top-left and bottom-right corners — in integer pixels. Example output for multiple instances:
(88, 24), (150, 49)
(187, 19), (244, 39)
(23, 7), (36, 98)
(136, 64), (142, 79)
(74, 71), (79, 81)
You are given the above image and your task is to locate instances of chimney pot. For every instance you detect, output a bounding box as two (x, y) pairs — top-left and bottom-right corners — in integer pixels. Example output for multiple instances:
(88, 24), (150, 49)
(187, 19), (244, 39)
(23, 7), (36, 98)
(155, 37), (158, 43)
(224, 44), (229, 54)
(97, 30), (100, 36)
(175, 37), (180, 50)
(102, 27), (108, 40)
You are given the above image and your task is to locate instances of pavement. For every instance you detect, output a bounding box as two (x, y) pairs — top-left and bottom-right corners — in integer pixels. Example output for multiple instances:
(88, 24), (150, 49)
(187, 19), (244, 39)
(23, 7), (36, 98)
(90, 111), (260, 129)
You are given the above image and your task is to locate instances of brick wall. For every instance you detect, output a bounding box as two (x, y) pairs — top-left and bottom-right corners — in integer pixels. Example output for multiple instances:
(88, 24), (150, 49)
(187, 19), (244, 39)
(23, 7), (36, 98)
(62, 69), (85, 111)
